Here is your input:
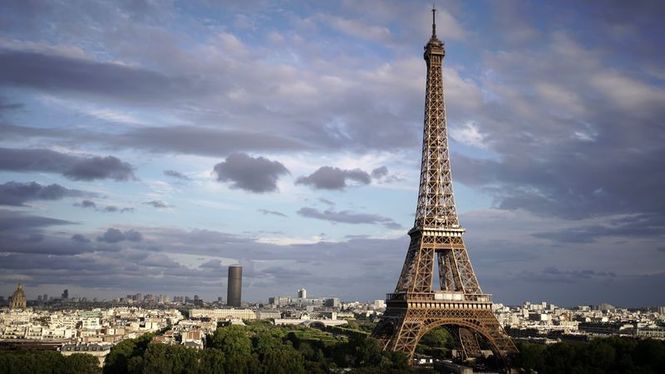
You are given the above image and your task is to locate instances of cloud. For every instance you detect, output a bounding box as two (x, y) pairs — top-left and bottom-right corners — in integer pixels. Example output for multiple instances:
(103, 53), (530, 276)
(0, 181), (92, 206)
(118, 126), (305, 157)
(0, 209), (73, 232)
(0, 48), (197, 104)
(103, 206), (134, 213)
(519, 267), (617, 284)
(1, 1), (664, 306)
(213, 153), (289, 193)
(297, 207), (401, 229)
(296, 166), (371, 190)
(258, 209), (287, 218)
(74, 199), (133, 213)
(317, 14), (392, 43)
(370, 166), (389, 179)
(319, 198), (335, 206)
(75, 200), (97, 209)
(532, 213), (665, 244)
(143, 200), (172, 209)
(71, 234), (91, 243)
(163, 169), (190, 180)
(97, 228), (143, 243)
(450, 121), (487, 149)
(0, 148), (135, 181)
(199, 259), (224, 269)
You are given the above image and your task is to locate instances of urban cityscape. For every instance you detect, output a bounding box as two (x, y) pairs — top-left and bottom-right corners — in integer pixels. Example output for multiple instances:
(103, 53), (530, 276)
(3, 274), (665, 371)
(1, 1), (664, 373)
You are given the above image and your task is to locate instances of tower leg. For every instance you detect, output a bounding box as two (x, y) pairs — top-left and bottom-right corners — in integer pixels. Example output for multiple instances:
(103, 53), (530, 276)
(458, 327), (482, 359)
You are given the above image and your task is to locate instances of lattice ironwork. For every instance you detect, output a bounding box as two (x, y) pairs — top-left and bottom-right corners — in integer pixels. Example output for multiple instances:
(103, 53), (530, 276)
(373, 8), (517, 366)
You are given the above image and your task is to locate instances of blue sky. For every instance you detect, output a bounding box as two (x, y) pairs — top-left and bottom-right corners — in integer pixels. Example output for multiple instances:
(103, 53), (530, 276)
(1, 0), (664, 306)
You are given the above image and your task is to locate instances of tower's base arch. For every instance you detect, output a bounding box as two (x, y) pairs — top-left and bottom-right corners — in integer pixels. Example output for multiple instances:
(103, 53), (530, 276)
(374, 304), (517, 367)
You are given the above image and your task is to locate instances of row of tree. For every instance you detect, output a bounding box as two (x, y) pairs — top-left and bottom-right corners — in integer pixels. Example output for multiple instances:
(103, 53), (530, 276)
(0, 350), (100, 374)
(515, 337), (665, 374)
(102, 322), (410, 373)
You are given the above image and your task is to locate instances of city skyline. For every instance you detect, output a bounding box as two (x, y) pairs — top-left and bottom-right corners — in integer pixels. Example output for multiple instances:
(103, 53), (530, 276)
(1, 1), (664, 306)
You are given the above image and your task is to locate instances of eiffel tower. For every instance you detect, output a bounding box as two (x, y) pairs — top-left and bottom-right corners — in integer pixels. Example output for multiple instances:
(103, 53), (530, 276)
(373, 8), (517, 365)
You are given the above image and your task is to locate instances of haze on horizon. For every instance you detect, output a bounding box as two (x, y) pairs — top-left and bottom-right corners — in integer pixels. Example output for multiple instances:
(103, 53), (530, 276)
(0, 0), (663, 307)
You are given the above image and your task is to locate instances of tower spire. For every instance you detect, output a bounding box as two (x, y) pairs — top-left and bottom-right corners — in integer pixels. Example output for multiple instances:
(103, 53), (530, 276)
(432, 6), (437, 38)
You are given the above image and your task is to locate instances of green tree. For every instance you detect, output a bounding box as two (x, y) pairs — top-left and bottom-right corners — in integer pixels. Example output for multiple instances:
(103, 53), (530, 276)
(514, 342), (545, 373)
(127, 356), (144, 374)
(143, 344), (201, 374)
(198, 349), (225, 374)
(350, 335), (383, 367)
(63, 353), (101, 374)
(417, 326), (453, 359)
(259, 342), (306, 374)
(208, 326), (252, 355)
(103, 333), (153, 374)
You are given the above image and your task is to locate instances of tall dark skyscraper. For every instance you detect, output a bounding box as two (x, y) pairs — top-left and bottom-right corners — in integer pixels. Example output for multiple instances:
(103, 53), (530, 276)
(227, 265), (242, 307)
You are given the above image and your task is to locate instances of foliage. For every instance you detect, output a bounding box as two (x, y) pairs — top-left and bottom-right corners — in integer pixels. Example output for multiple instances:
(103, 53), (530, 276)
(0, 350), (100, 374)
(416, 326), (454, 359)
(515, 337), (665, 374)
(207, 325), (252, 355)
(1, 323), (416, 374)
(104, 333), (154, 374)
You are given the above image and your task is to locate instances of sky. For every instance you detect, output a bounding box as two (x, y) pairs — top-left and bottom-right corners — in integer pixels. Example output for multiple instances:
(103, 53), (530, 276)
(0, 0), (664, 307)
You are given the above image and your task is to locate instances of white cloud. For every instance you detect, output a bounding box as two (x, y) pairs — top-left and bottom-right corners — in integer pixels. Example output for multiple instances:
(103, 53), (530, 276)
(450, 121), (487, 149)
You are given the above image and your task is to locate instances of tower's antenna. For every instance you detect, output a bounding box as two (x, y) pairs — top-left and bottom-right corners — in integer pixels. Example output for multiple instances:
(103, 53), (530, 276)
(431, 4), (437, 37)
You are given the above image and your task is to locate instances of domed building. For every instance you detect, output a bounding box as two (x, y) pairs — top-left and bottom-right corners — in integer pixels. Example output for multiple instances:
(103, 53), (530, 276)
(9, 283), (27, 309)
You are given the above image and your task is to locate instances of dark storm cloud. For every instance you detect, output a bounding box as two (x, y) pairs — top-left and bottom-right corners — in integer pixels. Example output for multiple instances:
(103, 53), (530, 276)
(296, 166), (371, 190)
(97, 228), (143, 243)
(0, 148), (135, 181)
(213, 153), (289, 193)
(0, 181), (92, 206)
(0, 48), (196, 103)
(0, 209), (72, 231)
(258, 209), (287, 217)
(143, 200), (171, 209)
(71, 234), (91, 243)
(163, 170), (190, 180)
(519, 267), (617, 284)
(532, 213), (665, 244)
(297, 207), (401, 229)
(118, 126), (305, 157)
(0, 97), (22, 112)
(63, 155), (136, 181)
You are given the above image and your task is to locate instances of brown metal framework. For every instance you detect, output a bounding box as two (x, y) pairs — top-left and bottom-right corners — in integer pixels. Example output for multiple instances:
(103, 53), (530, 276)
(373, 9), (517, 364)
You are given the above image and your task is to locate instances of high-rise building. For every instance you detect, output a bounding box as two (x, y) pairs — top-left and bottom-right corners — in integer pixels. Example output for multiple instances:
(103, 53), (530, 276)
(227, 265), (242, 307)
(297, 288), (307, 299)
(61, 289), (69, 300)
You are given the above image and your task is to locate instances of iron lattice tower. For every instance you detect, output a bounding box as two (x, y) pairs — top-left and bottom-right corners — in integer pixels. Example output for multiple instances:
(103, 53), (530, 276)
(372, 9), (517, 365)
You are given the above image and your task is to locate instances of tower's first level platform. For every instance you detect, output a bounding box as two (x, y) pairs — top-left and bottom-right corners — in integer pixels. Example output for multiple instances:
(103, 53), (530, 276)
(386, 291), (493, 311)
